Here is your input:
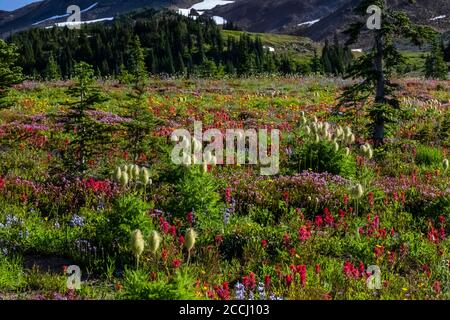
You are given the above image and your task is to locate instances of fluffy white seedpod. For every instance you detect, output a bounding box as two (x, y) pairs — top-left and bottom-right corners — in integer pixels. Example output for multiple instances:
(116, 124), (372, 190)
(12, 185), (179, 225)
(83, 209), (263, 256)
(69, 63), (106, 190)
(361, 143), (373, 159)
(132, 165), (140, 179)
(349, 134), (356, 144)
(120, 171), (129, 186)
(301, 116), (307, 125)
(352, 184), (364, 199)
(345, 126), (352, 137)
(148, 230), (161, 254)
(345, 147), (350, 156)
(361, 145), (368, 153)
(140, 167), (150, 185)
(443, 158), (449, 171)
(185, 228), (197, 251)
(127, 165), (134, 179)
(192, 138), (202, 153)
(130, 229), (145, 258)
(322, 126), (328, 138)
(367, 146), (373, 160)
(317, 122), (323, 131)
(315, 134), (320, 143)
(334, 142), (339, 153)
(114, 167), (122, 182)
(305, 125), (311, 135)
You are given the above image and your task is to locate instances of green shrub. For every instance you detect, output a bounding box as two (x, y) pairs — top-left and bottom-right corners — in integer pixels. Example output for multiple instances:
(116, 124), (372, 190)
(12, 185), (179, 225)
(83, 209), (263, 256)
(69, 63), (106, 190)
(99, 195), (154, 254)
(415, 144), (443, 167)
(121, 269), (198, 300)
(170, 167), (224, 229)
(0, 256), (25, 291)
(290, 140), (356, 178)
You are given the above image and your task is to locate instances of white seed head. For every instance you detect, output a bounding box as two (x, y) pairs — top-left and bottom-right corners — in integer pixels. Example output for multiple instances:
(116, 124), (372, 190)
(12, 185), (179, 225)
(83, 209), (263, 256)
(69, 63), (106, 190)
(185, 228), (197, 251)
(148, 230), (161, 254)
(345, 147), (350, 156)
(305, 125), (311, 135)
(349, 134), (355, 144)
(132, 165), (140, 179)
(114, 167), (122, 182)
(334, 142), (339, 152)
(130, 229), (145, 258)
(140, 167), (150, 185)
(120, 171), (129, 186)
(352, 184), (364, 199)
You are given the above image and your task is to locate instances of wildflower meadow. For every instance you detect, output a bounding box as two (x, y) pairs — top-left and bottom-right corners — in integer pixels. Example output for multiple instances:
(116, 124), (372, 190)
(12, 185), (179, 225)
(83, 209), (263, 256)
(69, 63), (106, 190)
(0, 75), (449, 301)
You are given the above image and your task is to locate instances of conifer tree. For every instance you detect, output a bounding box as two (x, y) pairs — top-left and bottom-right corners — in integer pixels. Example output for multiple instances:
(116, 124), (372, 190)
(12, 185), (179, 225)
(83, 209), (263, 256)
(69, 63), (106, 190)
(62, 62), (109, 176)
(0, 39), (23, 107)
(424, 37), (448, 80)
(311, 49), (323, 74)
(339, 0), (435, 145)
(123, 36), (158, 163)
(45, 54), (61, 81)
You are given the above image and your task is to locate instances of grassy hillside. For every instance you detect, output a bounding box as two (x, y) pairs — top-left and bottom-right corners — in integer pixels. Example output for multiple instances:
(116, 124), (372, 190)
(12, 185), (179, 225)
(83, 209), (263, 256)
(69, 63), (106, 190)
(222, 29), (317, 63)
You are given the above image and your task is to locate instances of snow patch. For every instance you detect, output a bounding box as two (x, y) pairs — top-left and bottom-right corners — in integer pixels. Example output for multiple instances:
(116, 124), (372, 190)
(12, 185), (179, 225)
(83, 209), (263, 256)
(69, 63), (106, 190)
(178, 0), (234, 18)
(297, 19), (320, 27)
(430, 15), (446, 21)
(33, 2), (99, 26)
(191, 0), (235, 11)
(263, 45), (275, 52)
(212, 16), (227, 25)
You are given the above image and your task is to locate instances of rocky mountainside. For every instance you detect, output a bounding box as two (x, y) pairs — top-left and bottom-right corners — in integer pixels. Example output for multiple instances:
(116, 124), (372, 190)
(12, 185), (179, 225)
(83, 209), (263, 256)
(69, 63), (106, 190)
(209, 0), (450, 40)
(0, 0), (196, 37)
(1, 0), (449, 41)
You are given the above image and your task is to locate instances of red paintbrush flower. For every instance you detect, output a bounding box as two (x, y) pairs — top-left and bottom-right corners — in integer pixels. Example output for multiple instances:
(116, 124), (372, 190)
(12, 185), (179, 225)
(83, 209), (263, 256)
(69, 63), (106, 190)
(261, 239), (267, 248)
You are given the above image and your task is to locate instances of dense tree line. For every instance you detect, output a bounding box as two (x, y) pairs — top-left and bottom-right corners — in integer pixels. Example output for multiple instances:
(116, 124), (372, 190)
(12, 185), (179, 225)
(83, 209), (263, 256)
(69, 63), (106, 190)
(7, 9), (307, 79)
(321, 35), (353, 76)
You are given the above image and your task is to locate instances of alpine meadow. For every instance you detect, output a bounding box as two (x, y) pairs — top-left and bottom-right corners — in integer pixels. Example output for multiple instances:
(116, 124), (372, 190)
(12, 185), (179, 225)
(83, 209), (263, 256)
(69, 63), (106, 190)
(0, 0), (450, 303)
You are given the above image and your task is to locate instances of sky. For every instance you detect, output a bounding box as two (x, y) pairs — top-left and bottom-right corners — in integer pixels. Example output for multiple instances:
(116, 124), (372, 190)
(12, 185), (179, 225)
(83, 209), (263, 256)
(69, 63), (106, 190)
(0, 0), (41, 11)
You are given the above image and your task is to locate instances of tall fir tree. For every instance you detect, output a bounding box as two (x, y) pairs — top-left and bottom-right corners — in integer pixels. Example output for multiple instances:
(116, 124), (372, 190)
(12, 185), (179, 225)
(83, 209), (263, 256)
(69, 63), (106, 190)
(424, 37), (448, 80)
(340, 0), (435, 145)
(62, 62), (109, 176)
(45, 54), (61, 81)
(0, 39), (23, 107)
(311, 49), (323, 74)
(123, 36), (158, 163)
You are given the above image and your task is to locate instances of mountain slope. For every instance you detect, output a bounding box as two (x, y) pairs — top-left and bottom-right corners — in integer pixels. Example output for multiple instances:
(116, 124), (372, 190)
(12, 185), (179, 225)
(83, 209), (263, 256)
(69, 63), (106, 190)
(210, 0), (450, 40)
(1, 0), (449, 41)
(0, 0), (197, 37)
